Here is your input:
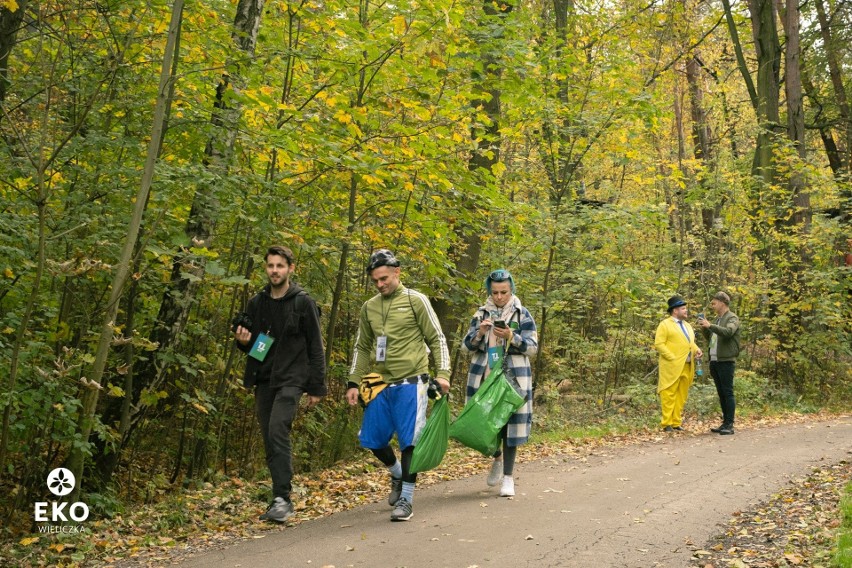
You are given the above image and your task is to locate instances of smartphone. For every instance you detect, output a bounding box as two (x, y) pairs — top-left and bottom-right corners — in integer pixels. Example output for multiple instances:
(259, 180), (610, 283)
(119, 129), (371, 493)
(697, 313), (705, 321)
(493, 320), (507, 328)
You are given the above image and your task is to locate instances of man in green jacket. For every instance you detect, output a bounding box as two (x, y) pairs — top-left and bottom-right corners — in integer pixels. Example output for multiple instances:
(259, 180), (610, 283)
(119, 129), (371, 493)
(345, 249), (451, 522)
(698, 291), (741, 435)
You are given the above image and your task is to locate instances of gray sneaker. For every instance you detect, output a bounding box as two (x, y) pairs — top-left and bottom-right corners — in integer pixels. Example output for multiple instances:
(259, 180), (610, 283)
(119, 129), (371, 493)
(388, 477), (403, 506)
(390, 497), (413, 522)
(487, 459), (504, 487)
(260, 497), (294, 523)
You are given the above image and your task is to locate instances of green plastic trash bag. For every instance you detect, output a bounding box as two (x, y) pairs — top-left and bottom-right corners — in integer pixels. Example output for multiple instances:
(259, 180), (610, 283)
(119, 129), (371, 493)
(410, 395), (450, 473)
(449, 366), (526, 457)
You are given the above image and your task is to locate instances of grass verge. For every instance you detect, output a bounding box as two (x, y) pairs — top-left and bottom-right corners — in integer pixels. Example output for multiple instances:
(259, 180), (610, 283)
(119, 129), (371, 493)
(835, 481), (852, 568)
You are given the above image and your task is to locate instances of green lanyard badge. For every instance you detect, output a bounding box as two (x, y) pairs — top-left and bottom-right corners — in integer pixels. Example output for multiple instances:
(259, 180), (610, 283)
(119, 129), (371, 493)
(249, 332), (275, 361)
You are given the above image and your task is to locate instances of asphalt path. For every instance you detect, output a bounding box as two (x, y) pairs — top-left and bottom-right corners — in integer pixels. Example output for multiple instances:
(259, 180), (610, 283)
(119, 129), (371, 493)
(177, 417), (851, 568)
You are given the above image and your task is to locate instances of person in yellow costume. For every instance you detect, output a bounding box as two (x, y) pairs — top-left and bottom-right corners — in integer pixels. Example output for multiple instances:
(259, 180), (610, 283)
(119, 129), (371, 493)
(654, 295), (703, 432)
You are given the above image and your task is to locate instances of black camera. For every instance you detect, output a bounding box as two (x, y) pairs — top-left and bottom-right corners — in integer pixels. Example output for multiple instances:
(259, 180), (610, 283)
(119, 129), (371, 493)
(231, 312), (253, 332)
(493, 319), (507, 328)
(427, 379), (442, 400)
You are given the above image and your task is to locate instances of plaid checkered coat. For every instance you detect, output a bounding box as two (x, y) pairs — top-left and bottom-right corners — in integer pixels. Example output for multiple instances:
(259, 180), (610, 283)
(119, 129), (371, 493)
(461, 299), (538, 447)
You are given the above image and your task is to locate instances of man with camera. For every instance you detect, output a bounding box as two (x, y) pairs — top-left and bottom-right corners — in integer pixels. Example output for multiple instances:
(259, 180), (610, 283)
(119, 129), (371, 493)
(234, 245), (326, 522)
(345, 249), (451, 522)
(698, 291), (741, 435)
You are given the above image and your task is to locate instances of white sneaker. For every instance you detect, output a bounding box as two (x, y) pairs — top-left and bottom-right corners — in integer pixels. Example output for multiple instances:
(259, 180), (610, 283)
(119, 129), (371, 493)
(487, 459), (503, 486)
(500, 476), (515, 497)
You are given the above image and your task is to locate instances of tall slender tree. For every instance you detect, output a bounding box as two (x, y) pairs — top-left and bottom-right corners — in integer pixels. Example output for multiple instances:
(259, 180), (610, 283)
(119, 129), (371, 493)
(66, 0), (185, 500)
(120, 0), (268, 446)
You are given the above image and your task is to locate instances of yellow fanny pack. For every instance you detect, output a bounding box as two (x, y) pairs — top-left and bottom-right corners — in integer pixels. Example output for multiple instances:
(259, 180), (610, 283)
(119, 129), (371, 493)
(359, 373), (388, 405)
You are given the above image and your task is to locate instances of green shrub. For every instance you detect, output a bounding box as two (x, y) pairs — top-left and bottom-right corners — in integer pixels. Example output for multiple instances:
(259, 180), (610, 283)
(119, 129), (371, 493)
(834, 482), (852, 568)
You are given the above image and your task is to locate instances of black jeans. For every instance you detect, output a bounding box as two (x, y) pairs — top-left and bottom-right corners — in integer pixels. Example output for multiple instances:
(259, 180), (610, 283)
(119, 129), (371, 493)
(255, 383), (302, 500)
(709, 361), (736, 426)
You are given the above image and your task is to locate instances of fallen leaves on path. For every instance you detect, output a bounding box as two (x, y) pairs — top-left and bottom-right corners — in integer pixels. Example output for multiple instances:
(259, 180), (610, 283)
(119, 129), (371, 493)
(688, 459), (851, 568)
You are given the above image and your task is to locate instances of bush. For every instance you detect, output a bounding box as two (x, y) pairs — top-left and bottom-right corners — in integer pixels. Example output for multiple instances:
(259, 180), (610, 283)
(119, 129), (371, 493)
(835, 482), (852, 568)
(616, 368), (821, 424)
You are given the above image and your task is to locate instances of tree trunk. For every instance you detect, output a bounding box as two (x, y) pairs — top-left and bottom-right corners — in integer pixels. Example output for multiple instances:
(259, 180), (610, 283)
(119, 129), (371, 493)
(747, 0), (782, 184)
(781, 0), (810, 233)
(94, 15), (185, 486)
(131, 0), (267, 413)
(685, 55), (720, 235)
(432, 0), (510, 362)
(802, 70), (844, 175)
(720, 0), (758, 112)
(65, 0), (184, 501)
(327, 173), (358, 371)
(813, 0), (851, 175)
(535, 0), (580, 377)
(0, 0), (27, 107)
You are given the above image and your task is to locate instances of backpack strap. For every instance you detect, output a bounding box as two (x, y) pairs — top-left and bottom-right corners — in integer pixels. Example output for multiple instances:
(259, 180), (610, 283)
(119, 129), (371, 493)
(295, 290), (308, 313)
(295, 290), (321, 319)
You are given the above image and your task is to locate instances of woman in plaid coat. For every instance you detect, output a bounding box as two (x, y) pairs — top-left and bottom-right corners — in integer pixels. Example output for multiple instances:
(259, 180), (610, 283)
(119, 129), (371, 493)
(462, 269), (538, 497)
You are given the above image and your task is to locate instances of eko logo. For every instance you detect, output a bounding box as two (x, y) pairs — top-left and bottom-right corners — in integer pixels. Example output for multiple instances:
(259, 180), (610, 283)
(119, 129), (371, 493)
(47, 468), (75, 497)
(35, 468), (90, 525)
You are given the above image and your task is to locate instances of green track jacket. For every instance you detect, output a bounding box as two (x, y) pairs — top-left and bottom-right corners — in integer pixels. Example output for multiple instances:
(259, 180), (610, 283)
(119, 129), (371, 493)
(348, 285), (451, 384)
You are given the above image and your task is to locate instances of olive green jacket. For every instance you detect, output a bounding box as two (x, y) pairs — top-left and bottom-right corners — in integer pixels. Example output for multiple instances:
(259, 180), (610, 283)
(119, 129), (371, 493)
(700, 310), (741, 362)
(348, 285), (451, 384)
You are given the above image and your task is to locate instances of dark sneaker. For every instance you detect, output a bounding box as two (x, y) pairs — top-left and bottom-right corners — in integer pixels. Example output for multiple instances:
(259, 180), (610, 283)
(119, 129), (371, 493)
(390, 497), (413, 521)
(388, 477), (403, 506)
(663, 426), (674, 432)
(710, 424), (725, 433)
(672, 426), (684, 431)
(260, 497), (294, 523)
(718, 425), (735, 435)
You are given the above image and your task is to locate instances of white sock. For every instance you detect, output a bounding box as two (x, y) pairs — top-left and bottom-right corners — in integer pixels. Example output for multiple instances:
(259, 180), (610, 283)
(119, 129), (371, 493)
(401, 481), (415, 502)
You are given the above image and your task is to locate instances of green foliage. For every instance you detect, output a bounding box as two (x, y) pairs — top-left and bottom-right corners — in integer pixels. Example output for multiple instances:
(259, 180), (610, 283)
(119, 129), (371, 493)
(531, 420), (637, 444)
(84, 488), (125, 519)
(1, 0), (850, 542)
(616, 368), (820, 423)
(835, 483), (852, 568)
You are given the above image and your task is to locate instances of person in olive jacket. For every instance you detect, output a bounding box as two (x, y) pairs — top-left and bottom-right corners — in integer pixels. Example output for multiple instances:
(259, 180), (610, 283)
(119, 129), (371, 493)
(698, 291), (741, 435)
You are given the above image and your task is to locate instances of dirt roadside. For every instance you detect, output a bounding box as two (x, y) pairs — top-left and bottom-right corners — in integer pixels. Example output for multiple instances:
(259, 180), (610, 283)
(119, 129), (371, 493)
(169, 416), (851, 568)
